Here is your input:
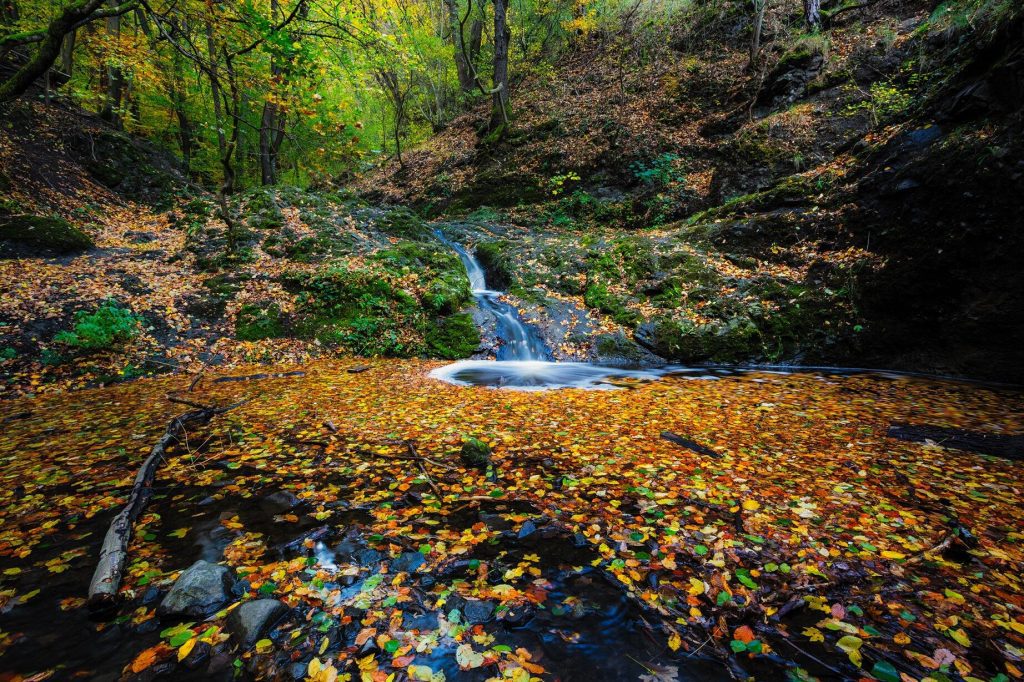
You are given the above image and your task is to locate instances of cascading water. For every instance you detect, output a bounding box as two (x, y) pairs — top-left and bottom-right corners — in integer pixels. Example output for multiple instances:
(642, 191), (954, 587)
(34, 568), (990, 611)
(436, 232), (551, 361)
(433, 230), (682, 389)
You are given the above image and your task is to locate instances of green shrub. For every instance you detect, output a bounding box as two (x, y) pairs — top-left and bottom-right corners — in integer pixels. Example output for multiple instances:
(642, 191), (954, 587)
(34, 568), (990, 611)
(0, 347), (16, 360)
(54, 300), (141, 351)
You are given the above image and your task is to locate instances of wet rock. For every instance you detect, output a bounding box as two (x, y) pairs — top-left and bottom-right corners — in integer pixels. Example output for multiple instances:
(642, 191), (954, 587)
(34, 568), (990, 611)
(291, 662), (309, 680)
(462, 599), (496, 624)
(390, 552), (426, 573)
(181, 641), (212, 669)
(402, 610), (439, 631)
(502, 604), (535, 626)
(207, 650), (234, 674)
(227, 599), (289, 649)
(142, 586), (161, 605)
(260, 491), (303, 516)
(479, 512), (514, 532)
(517, 519), (539, 539)
(135, 618), (160, 635)
(355, 548), (382, 566)
(158, 560), (234, 617)
(460, 438), (492, 469)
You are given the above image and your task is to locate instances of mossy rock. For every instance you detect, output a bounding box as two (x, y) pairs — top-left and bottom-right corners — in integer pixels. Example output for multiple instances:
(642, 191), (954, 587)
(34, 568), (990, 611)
(0, 215), (94, 254)
(474, 241), (514, 290)
(585, 282), (640, 326)
(236, 303), (286, 341)
(377, 207), (430, 240)
(594, 333), (645, 363)
(460, 437), (492, 469)
(636, 315), (760, 362)
(425, 313), (480, 359)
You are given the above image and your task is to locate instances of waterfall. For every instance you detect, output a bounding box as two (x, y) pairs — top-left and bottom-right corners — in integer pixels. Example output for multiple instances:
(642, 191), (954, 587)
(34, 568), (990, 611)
(436, 232), (550, 361)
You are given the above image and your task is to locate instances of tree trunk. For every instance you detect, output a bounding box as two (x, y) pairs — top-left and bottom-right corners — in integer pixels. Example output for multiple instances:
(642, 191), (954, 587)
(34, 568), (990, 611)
(60, 29), (76, 76)
(259, 0), (281, 185)
(0, 0), (111, 103)
(100, 0), (124, 128)
(443, 0), (474, 92)
(804, 0), (821, 30)
(749, 0), (767, 67)
(490, 0), (510, 130)
(468, 18), (482, 70)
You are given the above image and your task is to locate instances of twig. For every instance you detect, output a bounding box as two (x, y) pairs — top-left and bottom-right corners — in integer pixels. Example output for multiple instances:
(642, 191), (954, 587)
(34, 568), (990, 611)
(408, 441), (443, 500)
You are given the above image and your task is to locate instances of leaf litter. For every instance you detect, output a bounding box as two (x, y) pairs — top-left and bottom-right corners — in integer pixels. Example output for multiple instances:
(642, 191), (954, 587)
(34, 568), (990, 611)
(0, 360), (1022, 681)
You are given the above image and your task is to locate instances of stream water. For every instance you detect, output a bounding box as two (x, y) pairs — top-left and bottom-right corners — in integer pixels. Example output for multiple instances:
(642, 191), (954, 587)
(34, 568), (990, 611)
(434, 233), (689, 388)
(436, 232), (552, 362)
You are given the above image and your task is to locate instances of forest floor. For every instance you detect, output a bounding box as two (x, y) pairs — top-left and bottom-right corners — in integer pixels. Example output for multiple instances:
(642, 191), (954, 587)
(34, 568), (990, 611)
(1, 362), (1023, 681)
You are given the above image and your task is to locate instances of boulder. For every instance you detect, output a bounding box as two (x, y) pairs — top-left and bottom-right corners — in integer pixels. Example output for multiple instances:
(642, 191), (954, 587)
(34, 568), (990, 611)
(0, 215), (94, 255)
(157, 560), (234, 618)
(227, 599), (289, 649)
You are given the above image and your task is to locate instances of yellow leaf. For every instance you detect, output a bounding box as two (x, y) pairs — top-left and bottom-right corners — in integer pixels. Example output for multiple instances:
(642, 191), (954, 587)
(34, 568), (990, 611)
(742, 499), (760, 511)
(255, 638), (273, 654)
(668, 632), (682, 651)
(177, 637), (197, 662)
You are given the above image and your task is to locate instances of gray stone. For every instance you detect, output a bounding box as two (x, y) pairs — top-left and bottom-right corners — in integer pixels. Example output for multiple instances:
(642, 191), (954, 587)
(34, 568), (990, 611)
(390, 551), (426, 573)
(227, 599), (289, 649)
(402, 610), (439, 631)
(462, 599), (496, 624)
(158, 560), (234, 617)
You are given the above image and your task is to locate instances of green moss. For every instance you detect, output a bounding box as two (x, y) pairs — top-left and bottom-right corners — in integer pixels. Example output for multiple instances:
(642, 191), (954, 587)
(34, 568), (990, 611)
(377, 207), (430, 239)
(0, 215), (94, 253)
(595, 333), (643, 362)
(425, 313), (480, 359)
(640, 315), (760, 362)
(460, 437), (492, 468)
(585, 282), (640, 326)
(235, 304), (286, 340)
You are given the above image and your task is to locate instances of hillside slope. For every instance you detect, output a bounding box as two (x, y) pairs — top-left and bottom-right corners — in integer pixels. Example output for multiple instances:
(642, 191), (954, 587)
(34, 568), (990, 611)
(360, 0), (1024, 382)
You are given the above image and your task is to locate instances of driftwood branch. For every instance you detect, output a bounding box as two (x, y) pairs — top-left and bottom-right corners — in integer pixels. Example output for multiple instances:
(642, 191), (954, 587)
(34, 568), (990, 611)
(87, 395), (250, 613)
(661, 431), (721, 458)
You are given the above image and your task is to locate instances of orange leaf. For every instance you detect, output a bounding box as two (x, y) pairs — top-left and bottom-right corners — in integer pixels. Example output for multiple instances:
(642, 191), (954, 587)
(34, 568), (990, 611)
(734, 625), (755, 644)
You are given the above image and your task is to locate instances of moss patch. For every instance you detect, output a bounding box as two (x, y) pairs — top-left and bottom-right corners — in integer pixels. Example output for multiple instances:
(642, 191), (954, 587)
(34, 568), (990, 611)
(0, 215), (94, 254)
(425, 313), (480, 359)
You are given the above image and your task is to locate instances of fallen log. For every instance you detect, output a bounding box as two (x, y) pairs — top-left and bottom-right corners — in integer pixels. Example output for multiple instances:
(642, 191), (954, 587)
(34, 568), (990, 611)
(212, 370), (305, 384)
(887, 423), (1023, 460)
(661, 431), (721, 458)
(348, 365), (371, 374)
(87, 396), (250, 613)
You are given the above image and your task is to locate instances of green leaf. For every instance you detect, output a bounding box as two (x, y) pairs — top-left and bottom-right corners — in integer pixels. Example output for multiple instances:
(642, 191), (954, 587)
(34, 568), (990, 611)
(870, 661), (900, 682)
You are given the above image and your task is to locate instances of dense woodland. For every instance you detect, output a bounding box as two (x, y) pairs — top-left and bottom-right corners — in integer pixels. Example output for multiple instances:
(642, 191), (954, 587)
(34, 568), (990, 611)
(1, 0), (1023, 680)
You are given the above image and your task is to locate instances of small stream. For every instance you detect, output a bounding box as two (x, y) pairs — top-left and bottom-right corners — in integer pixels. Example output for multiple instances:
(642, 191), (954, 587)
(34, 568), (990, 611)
(436, 231), (552, 362)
